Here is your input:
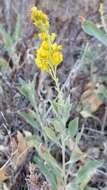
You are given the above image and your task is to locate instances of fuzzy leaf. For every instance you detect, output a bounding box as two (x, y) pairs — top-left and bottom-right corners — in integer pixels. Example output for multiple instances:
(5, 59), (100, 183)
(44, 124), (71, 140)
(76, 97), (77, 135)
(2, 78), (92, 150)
(13, 16), (22, 42)
(67, 183), (81, 190)
(68, 117), (79, 138)
(82, 20), (107, 46)
(44, 127), (58, 144)
(34, 156), (59, 190)
(19, 78), (39, 111)
(52, 118), (63, 132)
(28, 136), (62, 173)
(19, 110), (40, 129)
(96, 84), (107, 101)
(75, 159), (103, 190)
(0, 26), (13, 52)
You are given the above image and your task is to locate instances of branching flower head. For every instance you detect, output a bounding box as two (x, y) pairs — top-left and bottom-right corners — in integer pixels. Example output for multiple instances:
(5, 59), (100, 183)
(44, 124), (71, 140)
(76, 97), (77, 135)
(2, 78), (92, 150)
(31, 7), (49, 31)
(35, 36), (63, 72)
(31, 7), (63, 74)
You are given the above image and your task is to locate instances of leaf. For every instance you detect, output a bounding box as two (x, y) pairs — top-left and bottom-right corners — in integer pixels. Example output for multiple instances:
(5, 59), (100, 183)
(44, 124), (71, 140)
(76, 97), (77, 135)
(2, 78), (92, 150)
(0, 58), (9, 72)
(68, 117), (79, 138)
(82, 19), (107, 46)
(31, 136), (63, 189)
(76, 125), (84, 145)
(67, 183), (81, 190)
(44, 127), (58, 144)
(34, 156), (58, 190)
(71, 149), (84, 164)
(52, 118), (63, 132)
(52, 96), (71, 126)
(27, 136), (62, 173)
(86, 187), (97, 190)
(0, 26), (13, 52)
(75, 159), (102, 190)
(66, 149), (85, 168)
(19, 110), (40, 129)
(13, 16), (22, 42)
(19, 79), (37, 107)
(96, 84), (107, 101)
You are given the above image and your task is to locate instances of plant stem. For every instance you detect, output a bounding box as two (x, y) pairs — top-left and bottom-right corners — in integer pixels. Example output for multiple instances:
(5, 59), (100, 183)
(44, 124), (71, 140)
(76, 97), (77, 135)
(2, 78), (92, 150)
(61, 135), (66, 190)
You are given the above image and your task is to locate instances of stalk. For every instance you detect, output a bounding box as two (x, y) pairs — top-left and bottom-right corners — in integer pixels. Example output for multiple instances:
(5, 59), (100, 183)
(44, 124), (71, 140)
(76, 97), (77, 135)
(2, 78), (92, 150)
(61, 135), (66, 190)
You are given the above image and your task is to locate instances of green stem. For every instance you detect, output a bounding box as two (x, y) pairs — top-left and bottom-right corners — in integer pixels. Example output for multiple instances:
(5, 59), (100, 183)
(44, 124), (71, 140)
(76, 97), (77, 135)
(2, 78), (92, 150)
(61, 136), (66, 190)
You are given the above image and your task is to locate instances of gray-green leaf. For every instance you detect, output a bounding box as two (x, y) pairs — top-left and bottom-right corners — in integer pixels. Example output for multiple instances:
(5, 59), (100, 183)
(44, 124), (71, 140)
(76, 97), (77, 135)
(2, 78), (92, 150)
(68, 117), (79, 138)
(75, 159), (103, 190)
(44, 127), (59, 144)
(82, 20), (107, 47)
(19, 110), (40, 129)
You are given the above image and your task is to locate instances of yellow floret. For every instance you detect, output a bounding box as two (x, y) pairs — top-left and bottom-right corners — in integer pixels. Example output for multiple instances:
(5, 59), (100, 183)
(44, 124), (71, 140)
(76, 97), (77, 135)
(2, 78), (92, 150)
(37, 47), (49, 59)
(52, 52), (63, 65)
(52, 43), (62, 51)
(39, 32), (49, 40)
(41, 41), (49, 50)
(31, 7), (49, 31)
(35, 58), (49, 71)
(32, 7), (63, 72)
(39, 32), (56, 42)
(50, 33), (57, 42)
(35, 40), (63, 71)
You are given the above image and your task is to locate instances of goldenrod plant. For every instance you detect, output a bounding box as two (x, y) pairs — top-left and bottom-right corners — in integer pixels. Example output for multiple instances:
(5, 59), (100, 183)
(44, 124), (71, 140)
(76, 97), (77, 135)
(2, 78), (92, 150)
(19, 7), (102, 190)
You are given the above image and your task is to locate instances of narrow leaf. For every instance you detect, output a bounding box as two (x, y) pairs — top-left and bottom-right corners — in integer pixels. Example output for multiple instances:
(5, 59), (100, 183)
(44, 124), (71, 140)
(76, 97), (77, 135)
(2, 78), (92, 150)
(19, 78), (39, 112)
(0, 26), (13, 51)
(44, 127), (58, 144)
(67, 183), (81, 190)
(68, 117), (79, 138)
(19, 110), (40, 129)
(34, 156), (58, 190)
(75, 159), (103, 190)
(13, 16), (22, 42)
(82, 20), (107, 46)
(51, 118), (62, 132)
(28, 136), (62, 173)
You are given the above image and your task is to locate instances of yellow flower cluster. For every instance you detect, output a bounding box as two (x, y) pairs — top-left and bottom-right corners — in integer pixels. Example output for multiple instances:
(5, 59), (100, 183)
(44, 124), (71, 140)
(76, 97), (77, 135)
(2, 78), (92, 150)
(31, 7), (63, 73)
(39, 32), (56, 42)
(31, 7), (49, 31)
(35, 33), (63, 71)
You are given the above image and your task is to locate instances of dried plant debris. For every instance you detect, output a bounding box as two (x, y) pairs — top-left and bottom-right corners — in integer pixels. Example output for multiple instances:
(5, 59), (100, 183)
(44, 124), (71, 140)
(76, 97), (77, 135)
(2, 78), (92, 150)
(26, 163), (51, 190)
(81, 82), (102, 113)
(0, 167), (10, 182)
(0, 129), (31, 188)
(10, 131), (30, 171)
